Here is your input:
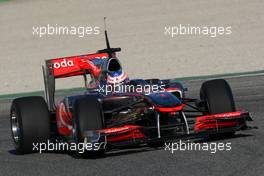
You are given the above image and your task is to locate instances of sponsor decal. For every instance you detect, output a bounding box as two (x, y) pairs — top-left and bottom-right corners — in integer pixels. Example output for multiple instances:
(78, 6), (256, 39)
(53, 59), (74, 68)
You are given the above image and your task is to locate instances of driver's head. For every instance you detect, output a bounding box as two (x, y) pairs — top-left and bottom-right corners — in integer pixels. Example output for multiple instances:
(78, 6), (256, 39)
(107, 70), (129, 85)
(106, 58), (129, 85)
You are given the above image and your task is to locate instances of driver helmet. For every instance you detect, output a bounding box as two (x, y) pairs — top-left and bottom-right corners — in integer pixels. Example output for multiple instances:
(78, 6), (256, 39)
(107, 70), (129, 85)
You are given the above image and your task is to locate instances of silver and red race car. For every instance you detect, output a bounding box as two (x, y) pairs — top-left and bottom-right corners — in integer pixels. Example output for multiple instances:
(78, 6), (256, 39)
(10, 27), (253, 156)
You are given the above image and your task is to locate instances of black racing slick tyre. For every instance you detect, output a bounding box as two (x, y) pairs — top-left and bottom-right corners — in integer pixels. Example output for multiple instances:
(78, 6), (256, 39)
(200, 79), (236, 137)
(10, 96), (50, 154)
(200, 79), (236, 114)
(73, 97), (105, 157)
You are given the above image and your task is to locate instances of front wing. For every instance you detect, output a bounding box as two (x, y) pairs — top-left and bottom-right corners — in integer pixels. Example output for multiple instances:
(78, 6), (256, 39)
(81, 110), (253, 148)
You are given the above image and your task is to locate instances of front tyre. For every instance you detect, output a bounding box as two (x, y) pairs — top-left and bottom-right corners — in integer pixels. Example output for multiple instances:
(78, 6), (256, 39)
(200, 79), (236, 137)
(200, 79), (236, 114)
(72, 96), (105, 157)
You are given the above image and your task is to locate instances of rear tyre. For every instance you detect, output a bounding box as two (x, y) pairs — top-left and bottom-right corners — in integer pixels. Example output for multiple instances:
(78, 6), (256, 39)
(10, 96), (50, 154)
(73, 97), (105, 157)
(200, 79), (236, 137)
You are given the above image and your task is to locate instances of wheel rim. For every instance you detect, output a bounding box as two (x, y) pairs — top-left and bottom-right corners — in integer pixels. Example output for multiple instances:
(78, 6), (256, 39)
(11, 111), (20, 144)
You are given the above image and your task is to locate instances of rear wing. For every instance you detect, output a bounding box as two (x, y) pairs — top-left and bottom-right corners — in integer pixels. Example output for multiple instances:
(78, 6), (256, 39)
(43, 17), (121, 111)
(46, 53), (109, 78)
(42, 52), (108, 111)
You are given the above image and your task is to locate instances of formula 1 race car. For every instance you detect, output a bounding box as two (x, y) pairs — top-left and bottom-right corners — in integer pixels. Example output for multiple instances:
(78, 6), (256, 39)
(10, 23), (253, 156)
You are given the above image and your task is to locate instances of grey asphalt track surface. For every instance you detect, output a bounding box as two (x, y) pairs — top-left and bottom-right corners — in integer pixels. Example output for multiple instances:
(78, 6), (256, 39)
(0, 75), (263, 176)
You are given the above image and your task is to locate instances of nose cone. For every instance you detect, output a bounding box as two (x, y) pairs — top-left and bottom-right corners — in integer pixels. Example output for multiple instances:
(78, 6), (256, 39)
(147, 92), (182, 107)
